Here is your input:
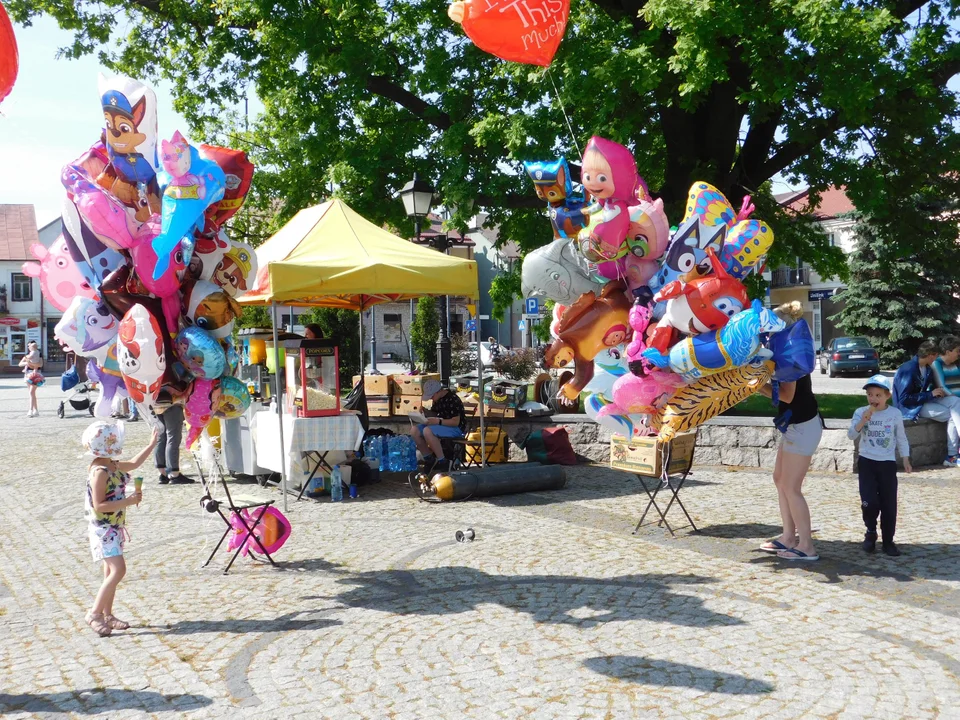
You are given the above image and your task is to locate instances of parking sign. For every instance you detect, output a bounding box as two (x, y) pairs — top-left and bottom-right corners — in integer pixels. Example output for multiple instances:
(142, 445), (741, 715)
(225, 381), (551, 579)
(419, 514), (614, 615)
(525, 297), (539, 316)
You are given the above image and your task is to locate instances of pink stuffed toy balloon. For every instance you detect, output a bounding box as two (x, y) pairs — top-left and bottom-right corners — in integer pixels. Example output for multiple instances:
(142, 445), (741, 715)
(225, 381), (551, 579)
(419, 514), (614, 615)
(597, 370), (686, 418)
(184, 378), (221, 450)
(21, 238), (96, 312)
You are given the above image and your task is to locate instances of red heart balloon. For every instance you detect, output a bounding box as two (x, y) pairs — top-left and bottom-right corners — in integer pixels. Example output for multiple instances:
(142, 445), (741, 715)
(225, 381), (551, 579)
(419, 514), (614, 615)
(0, 2), (18, 104)
(461, 0), (569, 67)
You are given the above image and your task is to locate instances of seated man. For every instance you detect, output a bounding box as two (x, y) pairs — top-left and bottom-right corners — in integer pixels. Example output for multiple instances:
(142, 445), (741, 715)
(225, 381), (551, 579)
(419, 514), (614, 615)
(411, 378), (466, 472)
(893, 339), (960, 467)
(930, 335), (960, 466)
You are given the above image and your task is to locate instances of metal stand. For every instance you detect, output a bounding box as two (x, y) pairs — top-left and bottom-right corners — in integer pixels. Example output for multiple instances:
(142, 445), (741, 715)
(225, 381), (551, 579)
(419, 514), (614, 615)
(295, 450), (334, 501)
(437, 298), (451, 386)
(631, 445), (698, 536)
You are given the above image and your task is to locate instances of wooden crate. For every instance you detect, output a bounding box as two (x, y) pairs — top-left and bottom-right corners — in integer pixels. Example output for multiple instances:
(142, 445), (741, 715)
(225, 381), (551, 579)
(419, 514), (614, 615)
(352, 374), (392, 396)
(610, 432), (696, 476)
(393, 373), (441, 396)
(367, 395), (393, 418)
(391, 394), (432, 416)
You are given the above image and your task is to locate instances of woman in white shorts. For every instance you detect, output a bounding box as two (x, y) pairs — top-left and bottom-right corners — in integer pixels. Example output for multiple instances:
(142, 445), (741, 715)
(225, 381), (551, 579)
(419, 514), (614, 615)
(757, 302), (822, 561)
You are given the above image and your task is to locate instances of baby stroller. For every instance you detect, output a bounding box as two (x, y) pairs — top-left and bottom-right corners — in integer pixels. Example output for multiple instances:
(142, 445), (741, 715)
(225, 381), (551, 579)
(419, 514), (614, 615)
(58, 358), (96, 418)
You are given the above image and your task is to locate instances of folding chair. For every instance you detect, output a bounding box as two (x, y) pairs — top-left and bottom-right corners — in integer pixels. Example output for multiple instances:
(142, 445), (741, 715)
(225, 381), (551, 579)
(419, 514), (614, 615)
(631, 442), (699, 537)
(449, 404), (509, 468)
(194, 449), (279, 574)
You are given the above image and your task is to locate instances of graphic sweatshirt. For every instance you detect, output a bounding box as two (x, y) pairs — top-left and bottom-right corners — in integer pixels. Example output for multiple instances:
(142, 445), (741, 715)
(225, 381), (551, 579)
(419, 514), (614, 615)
(848, 405), (910, 463)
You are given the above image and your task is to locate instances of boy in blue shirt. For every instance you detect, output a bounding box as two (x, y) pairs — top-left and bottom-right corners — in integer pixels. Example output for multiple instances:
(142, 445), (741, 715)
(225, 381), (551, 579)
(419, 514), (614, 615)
(849, 375), (911, 556)
(931, 335), (960, 465)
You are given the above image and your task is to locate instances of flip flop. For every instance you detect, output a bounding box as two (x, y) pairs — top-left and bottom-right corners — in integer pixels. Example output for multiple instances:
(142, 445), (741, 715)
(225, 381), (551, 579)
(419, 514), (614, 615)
(777, 548), (819, 562)
(759, 540), (792, 553)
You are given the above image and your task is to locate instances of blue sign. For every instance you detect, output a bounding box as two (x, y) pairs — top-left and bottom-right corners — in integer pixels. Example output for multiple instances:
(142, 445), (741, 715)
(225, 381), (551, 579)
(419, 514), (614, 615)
(518, 320), (527, 331)
(525, 297), (540, 315)
(465, 319), (477, 332)
(808, 289), (839, 301)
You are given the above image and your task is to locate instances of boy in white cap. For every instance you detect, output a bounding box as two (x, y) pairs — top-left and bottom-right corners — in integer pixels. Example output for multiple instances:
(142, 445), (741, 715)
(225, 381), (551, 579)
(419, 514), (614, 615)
(411, 378), (466, 472)
(848, 374), (911, 556)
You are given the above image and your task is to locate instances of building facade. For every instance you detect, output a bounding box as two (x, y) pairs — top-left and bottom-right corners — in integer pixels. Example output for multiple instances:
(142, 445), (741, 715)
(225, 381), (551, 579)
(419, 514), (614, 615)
(766, 187), (857, 349)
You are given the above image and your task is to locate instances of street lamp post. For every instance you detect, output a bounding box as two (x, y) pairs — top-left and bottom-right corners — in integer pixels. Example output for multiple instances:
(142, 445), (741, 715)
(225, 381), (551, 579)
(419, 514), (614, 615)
(399, 173), (437, 373)
(431, 234), (453, 387)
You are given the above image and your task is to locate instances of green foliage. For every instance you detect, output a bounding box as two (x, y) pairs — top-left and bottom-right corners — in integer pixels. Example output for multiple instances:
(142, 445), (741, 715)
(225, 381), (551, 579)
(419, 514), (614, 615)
(450, 332), (475, 377)
(489, 262), (522, 323)
(409, 297), (440, 372)
(298, 307), (365, 387)
(533, 299), (556, 344)
(832, 214), (960, 367)
(235, 305), (271, 331)
(492, 348), (539, 382)
(16, 0), (960, 274)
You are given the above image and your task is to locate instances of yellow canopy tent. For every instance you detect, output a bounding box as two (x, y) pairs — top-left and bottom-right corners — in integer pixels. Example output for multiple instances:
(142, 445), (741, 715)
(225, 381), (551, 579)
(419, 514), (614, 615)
(238, 198), (478, 308)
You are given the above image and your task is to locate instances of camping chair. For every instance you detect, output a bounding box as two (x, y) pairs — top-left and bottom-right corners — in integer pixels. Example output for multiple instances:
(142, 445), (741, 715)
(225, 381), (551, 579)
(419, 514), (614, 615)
(448, 403), (510, 468)
(193, 447), (278, 575)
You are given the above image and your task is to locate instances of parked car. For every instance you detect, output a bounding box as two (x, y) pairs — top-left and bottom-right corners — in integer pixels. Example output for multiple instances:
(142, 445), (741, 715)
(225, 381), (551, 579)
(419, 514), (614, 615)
(819, 337), (880, 377)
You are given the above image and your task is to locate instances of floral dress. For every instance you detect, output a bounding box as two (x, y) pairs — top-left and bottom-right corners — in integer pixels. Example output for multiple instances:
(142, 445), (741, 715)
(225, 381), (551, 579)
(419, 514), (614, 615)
(86, 464), (128, 561)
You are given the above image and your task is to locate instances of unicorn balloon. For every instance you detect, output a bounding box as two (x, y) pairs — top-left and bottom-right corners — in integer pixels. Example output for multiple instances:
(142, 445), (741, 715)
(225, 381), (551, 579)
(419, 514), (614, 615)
(643, 300), (785, 382)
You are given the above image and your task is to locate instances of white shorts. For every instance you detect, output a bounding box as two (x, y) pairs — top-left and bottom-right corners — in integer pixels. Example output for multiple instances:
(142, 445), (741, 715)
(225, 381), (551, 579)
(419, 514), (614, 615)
(779, 416), (823, 457)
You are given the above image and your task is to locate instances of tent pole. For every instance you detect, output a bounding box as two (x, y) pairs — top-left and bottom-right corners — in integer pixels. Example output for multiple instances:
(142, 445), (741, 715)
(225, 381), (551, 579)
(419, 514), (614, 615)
(272, 301), (288, 512)
(358, 302), (365, 375)
(478, 325), (487, 468)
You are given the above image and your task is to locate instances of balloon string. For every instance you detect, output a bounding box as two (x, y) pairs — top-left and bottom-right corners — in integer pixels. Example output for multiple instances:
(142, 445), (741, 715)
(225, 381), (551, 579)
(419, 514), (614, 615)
(546, 67), (582, 163)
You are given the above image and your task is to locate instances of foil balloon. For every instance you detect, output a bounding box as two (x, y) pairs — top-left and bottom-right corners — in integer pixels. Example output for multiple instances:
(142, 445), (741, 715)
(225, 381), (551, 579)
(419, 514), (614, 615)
(62, 160), (138, 250)
(221, 338), (240, 376)
(648, 248), (749, 354)
(576, 137), (647, 263)
(644, 300), (785, 382)
(128, 217), (187, 332)
(174, 326), (226, 380)
(596, 198), (671, 295)
(217, 376), (252, 419)
(523, 158), (586, 239)
(189, 229), (232, 281)
(210, 240), (257, 298)
(199, 145), (255, 228)
(182, 279), (242, 339)
(96, 74), (162, 224)
(85, 354), (129, 418)
(582, 346), (650, 437)
(227, 506), (291, 556)
(117, 304), (167, 403)
(0, 1), (18, 104)
(61, 197), (125, 290)
(544, 281), (633, 401)
(21, 238), (97, 312)
(447, 0), (570, 67)
(55, 296), (119, 366)
(521, 237), (603, 304)
(656, 360), (774, 442)
(184, 378), (221, 449)
(152, 131), (226, 281)
(597, 370), (687, 419)
(768, 319), (816, 382)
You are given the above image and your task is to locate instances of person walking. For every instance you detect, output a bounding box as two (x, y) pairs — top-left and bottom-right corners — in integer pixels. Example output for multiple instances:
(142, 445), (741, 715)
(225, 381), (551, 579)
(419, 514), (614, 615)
(19, 340), (44, 417)
(758, 302), (821, 562)
(154, 404), (194, 484)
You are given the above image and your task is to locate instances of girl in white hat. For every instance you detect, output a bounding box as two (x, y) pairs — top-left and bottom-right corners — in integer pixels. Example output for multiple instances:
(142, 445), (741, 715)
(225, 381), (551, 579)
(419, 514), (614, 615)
(82, 421), (158, 636)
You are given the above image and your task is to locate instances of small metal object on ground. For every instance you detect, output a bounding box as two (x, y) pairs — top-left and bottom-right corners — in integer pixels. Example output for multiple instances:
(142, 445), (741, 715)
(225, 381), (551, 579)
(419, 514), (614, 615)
(456, 528), (475, 543)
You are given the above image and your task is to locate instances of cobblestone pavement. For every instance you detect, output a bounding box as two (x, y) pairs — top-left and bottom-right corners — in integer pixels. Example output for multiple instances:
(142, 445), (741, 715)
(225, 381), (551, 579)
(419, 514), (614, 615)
(1, 377), (959, 719)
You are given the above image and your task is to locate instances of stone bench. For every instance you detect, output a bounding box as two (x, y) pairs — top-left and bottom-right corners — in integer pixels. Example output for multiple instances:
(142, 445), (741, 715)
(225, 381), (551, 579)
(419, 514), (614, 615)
(365, 412), (949, 473)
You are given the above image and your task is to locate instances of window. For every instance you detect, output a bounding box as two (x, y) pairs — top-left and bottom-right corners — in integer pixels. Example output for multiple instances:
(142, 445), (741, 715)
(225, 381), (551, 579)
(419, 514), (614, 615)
(826, 232), (836, 247)
(381, 313), (403, 343)
(11, 273), (32, 302)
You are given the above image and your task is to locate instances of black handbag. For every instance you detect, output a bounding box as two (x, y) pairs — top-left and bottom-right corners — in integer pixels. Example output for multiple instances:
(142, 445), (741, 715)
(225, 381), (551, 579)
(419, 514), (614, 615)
(343, 376), (369, 431)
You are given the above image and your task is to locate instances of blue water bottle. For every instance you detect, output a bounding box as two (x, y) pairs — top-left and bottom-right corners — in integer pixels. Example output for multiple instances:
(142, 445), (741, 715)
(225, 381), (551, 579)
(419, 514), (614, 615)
(405, 435), (417, 471)
(330, 466), (343, 502)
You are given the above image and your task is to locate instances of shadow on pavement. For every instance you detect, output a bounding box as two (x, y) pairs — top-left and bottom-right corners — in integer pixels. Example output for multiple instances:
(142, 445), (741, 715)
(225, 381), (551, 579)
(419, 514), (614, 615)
(0, 689), (213, 714)
(696, 522), (784, 539)
(333, 568), (742, 628)
(583, 655), (775, 694)
(150, 612), (340, 635)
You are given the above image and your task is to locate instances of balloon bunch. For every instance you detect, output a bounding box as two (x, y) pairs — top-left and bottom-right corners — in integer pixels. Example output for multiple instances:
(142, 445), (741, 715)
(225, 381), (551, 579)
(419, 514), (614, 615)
(523, 148), (814, 440)
(34, 74), (257, 449)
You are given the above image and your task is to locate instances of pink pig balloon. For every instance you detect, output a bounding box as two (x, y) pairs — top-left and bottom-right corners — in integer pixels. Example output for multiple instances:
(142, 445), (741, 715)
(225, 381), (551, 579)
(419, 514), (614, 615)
(596, 370), (686, 418)
(184, 378), (221, 450)
(21, 238), (97, 312)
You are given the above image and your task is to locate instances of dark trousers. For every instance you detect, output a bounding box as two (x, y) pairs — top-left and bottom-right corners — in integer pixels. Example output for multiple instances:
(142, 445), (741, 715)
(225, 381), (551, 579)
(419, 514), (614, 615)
(154, 404), (184, 474)
(858, 457), (898, 543)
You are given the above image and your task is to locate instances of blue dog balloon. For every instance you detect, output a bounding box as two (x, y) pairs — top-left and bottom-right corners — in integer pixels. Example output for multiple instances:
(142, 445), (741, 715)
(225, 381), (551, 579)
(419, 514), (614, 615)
(523, 158), (586, 240)
(151, 131), (226, 281)
(643, 300), (785, 382)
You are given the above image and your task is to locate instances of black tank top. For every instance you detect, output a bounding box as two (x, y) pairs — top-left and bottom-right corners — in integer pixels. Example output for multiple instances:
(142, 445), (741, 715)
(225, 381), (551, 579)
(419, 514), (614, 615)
(778, 374), (819, 425)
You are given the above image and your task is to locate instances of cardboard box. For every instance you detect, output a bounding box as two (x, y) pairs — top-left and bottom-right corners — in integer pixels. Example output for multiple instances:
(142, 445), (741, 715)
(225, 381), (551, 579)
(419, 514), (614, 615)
(391, 395), (433, 416)
(484, 405), (517, 419)
(367, 396), (393, 418)
(610, 432), (696, 476)
(393, 373), (441, 396)
(353, 374), (392, 396)
(484, 379), (528, 409)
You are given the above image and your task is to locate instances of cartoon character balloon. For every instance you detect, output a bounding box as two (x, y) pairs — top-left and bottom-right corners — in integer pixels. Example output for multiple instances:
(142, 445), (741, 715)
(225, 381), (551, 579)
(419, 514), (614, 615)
(0, 1), (18, 104)
(523, 158), (586, 239)
(521, 237), (603, 304)
(55, 296), (119, 366)
(184, 378), (222, 449)
(199, 145), (255, 228)
(576, 137), (647, 263)
(60, 197), (125, 291)
(217, 376), (252, 419)
(128, 218), (188, 332)
(189, 229), (232, 281)
(596, 197), (671, 295)
(96, 74), (161, 223)
(447, 0), (570, 67)
(544, 281), (633, 400)
(182, 279), (242, 339)
(210, 240), (257, 298)
(21, 238), (96, 312)
(117, 304), (167, 403)
(175, 326), (227, 380)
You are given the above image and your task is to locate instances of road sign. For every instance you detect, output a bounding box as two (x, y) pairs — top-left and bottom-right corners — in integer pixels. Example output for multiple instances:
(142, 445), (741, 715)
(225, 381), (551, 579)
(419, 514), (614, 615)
(522, 313), (544, 320)
(525, 297), (540, 315)
(466, 303), (476, 317)
(518, 320), (526, 331)
(465, 319), (477, 332)
(479, 314), (490, 320)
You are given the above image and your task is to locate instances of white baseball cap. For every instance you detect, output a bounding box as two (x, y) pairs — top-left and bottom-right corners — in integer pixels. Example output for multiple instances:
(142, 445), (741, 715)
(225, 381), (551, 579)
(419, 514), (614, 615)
(863, 374), (891, 392)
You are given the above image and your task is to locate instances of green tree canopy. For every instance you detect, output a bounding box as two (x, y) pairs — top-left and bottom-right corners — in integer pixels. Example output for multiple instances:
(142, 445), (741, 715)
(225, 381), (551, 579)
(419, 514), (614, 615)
(409, 296), (440, 371)
(13, 0), (960, 277)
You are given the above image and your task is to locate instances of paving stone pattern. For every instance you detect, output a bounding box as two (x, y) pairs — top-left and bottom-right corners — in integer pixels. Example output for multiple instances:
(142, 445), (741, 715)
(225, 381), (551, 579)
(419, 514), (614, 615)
(1, 378), (959, 719)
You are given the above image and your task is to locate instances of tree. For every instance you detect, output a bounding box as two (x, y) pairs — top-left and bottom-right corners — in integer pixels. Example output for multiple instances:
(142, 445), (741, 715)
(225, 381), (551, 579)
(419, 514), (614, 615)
(409, 297), (440, 372)
(832, 213), (960, 367)
(16, 0), (960, 279)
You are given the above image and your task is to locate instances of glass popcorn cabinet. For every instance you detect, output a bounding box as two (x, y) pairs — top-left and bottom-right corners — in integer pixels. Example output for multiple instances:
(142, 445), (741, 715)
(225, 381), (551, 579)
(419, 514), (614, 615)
(282, 339), (341, 417)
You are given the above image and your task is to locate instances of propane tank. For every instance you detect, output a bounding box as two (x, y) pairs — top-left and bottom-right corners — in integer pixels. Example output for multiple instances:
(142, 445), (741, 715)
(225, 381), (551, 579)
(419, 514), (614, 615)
(420, 463), (567, 502)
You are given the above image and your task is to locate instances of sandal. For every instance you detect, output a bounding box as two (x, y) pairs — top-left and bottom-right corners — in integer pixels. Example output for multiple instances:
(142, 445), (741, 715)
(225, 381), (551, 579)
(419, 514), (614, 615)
(104, 614), (130, 630)
(759, 540), (792, 553)
(85, 611), (113, 637)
